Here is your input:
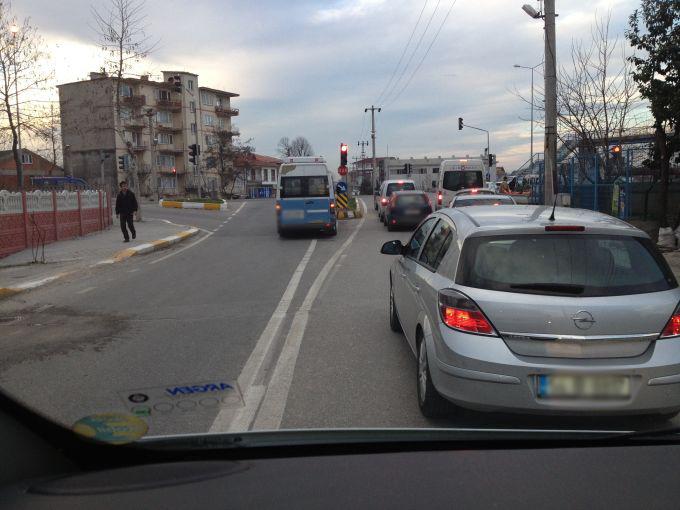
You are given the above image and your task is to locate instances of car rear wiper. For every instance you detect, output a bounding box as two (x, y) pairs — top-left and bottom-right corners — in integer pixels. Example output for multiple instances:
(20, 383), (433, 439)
(510, 283), (585, 294)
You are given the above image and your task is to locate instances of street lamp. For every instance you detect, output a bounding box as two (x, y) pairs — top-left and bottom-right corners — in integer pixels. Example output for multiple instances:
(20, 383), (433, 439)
(522, 0), (557, 206)
(513, 62), (542, 173)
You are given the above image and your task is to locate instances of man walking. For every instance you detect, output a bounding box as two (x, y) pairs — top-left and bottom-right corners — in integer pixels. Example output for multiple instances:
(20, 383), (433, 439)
(115, 181), (138, 242)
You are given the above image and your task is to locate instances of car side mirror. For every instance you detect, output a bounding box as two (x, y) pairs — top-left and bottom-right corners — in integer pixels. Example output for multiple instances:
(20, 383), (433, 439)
(374, 190), (380, 196)
(380, 240), (404, 255)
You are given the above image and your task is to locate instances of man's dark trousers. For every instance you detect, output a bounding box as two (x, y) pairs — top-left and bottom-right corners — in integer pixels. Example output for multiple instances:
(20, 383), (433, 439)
(120, 213), (136, 241)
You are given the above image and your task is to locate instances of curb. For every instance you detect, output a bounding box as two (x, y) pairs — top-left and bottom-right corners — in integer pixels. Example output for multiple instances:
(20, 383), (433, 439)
(103, 228), (200, 264)
(159, 199), (228, 211)
(0, 228), (200, 300)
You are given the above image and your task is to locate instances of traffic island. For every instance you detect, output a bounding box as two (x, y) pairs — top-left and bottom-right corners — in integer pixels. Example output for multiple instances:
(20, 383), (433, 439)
(159, 198), (229, 211)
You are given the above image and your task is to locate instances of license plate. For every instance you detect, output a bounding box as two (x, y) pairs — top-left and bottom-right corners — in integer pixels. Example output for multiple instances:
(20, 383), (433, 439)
(282, 210), (304, 220)
(537, 374), (631, 399)
(406, 208), (421, 215)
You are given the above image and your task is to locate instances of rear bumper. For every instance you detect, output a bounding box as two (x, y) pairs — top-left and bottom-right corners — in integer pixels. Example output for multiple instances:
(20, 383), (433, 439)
(429, 328), (680, 416)
(278, 220), (335, 232)
(387, 214), (427, 227)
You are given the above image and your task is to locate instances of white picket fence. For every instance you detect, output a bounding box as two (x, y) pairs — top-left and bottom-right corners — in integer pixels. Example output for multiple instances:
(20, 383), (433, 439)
(0, 189), (108, 214)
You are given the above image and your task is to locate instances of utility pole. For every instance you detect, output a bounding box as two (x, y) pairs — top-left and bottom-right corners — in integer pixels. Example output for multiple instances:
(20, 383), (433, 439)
(365, 106), (381, 190)
(358, 140), (368, 192)
(544, 0), (557, 205)
(145, 108), (159, 201)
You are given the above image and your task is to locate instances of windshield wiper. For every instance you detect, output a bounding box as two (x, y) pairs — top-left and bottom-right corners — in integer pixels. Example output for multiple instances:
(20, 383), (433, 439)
(510, 283), (585, 295)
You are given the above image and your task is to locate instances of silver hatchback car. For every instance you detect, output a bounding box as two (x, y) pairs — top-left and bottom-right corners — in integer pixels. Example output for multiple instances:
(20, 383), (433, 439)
(381, 205), (680, 418)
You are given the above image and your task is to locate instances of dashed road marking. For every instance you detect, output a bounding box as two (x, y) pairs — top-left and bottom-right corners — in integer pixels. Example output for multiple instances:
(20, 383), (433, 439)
(76, 286), (97, 295)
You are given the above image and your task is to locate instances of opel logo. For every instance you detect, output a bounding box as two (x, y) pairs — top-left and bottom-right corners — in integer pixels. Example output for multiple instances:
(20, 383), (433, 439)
(571, 310), (596, 330)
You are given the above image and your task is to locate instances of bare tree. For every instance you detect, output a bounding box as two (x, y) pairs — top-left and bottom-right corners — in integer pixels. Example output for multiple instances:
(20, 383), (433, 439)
(92, 0), (158, 216)
(206, 134), (255, 196)
(289, 136), (314, 157)
(513, 13), (641, 179)
(0, 7), (51, 190)
(31, 103), (61, 166)
(92, 0), (157, 121)
(277, 137), (292, 157)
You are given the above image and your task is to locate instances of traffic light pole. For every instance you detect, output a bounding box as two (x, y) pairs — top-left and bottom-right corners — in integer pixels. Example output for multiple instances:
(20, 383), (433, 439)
(460, 121), (490, 169)
(365, 106), (381, 189)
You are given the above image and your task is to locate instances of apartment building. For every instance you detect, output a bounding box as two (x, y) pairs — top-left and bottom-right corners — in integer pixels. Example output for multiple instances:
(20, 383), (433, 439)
(58, 71), (239, 197)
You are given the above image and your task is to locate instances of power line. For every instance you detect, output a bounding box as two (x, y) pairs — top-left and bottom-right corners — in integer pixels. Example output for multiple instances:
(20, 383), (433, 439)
(381, 0), (442, 106)
(374, 0), (429, 106)
(385, 0), (458, 107)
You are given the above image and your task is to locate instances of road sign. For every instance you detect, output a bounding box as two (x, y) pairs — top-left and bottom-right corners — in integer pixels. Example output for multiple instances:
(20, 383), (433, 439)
(338, 165), (348, 176)
(336, 192), (349, 209)
(336, 181), (348, 194)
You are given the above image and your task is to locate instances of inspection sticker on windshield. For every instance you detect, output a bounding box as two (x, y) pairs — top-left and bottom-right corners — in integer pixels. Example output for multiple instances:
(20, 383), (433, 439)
(119, 380), (243, 417)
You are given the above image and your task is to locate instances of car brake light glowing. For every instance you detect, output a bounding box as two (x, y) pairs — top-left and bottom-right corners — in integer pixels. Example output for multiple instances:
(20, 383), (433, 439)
(397, 180), (404, 184)
(471, 188), (478, 193)
(330, 201), (335, 208)
(381, 198), (388, 205)
(661, 305), (680, 338)
(545, 225), (585, 231)
(437, 194), (443, 205)
(391, 219), (396, 224)
(438, 289), (496, 336)
(275, 202), (281, 212)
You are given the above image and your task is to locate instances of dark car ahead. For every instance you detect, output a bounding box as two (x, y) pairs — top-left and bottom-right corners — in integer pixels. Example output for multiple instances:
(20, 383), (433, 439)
(385, 191), (433, 231)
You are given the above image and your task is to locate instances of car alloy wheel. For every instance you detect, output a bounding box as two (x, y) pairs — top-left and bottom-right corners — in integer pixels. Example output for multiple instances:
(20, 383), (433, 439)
(416, 338), (449, 418)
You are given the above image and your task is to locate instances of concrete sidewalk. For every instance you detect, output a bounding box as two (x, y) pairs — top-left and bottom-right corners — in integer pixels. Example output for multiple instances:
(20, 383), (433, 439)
(0, 217), (199, 296)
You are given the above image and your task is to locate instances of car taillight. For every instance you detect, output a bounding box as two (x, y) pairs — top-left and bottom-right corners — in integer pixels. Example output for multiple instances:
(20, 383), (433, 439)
(330, 200), (335, 209)
(437, 194), (443, 205)
(381, 198), (388, 205)
(275, 202), (281, 213)
(438, 289), (496, 336)
(661, 304), (680, 338)
(545, 225), (585, 232)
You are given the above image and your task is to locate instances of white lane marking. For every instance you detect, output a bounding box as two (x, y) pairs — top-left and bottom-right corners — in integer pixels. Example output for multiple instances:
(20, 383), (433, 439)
(149, 232), (214, 265)
(128, 268), (140, 273)
(146, 218), (192, 229)
(210, 239), (318, 433)
(231, 202), (246, 217)
(76, 286), (96, 295)
(251, 199), (367, 431)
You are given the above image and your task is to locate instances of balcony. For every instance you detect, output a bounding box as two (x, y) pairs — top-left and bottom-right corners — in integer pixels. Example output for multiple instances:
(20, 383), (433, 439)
(156, 99), (182, 111)
(121, 95), (146, 107)
(221, 127), (240, 137)
(132, 144), (147, 152)
(122, 117), (146, 129)
(155, 124), (183, 133)
(215, 106), (239, 117)
(157, 146), (185, 154)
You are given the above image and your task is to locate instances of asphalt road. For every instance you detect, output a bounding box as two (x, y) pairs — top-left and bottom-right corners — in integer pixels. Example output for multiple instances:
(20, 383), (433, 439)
(0, 197), (673, 437)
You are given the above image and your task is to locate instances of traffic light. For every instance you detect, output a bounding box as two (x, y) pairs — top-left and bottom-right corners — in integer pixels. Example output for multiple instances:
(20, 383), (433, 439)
(189, 144), (199, 165)
(118, 155), (126, 171)
(340, 143), (348, 166)
(610, 145), (622, 158)
(171, 167), (176, 175)
(458, 117), (464, 130)
(489, 153), (493, 167)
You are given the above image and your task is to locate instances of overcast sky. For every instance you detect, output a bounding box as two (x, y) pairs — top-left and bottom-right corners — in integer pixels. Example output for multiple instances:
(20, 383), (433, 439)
(17, 0), (641, 171)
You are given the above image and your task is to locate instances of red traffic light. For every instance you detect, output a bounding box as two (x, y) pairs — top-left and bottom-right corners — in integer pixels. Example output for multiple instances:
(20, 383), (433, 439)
(340, 143), (348, 152)
(611, 145), (622, 154)
(171, 167), (176, 174)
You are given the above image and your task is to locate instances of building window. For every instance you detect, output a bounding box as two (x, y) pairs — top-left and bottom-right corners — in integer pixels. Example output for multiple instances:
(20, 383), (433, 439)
(156, 89), (171, 101)
(205, 134), (216, 147)
(218, 118), (225, 129)
(251, 168), (256, 181)
(200, 91), (214, 106)
(156, 110), (172, 124)
(262, 168), (268, 181)
(131, 131), (142, 146)
(203, 114), (214, 126)
(188, 79), (194, 91)
(120, 107), (132, 120)
(191, 123), (197, 133)
(432, 167), (440, 173)
(158, 133), (173, 144)
(157, 154), (175, 167)
(21, 153), (33, 164)
(119, 84), (133, 97)
(189, 100), (196, 113)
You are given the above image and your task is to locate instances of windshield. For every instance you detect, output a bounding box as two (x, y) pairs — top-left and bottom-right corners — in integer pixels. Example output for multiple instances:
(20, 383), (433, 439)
(2, 0), (680, 452)
(386, 182), (416, 196)
(457, 235), (677, 297)
(442, 171), (484, 191)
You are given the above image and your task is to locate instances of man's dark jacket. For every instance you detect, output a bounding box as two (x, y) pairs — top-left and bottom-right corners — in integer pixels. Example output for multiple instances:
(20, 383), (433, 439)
(115, 190), (138, 216)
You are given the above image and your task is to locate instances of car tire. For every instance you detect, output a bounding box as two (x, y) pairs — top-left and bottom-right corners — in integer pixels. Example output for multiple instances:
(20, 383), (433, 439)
(387, 219), (394, 232)
(417, 336), (449, 419)
(389, 283), (402, 333)
(329, 224), (337, 236)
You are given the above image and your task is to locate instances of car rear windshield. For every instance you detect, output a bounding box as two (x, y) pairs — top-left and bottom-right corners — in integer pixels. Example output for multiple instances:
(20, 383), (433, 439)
(454, 197), (514, 207)
(456, 234), (677, 297)
(280, 176), (329, 198)
(442, 171), (483, 191)
(386, 182), (415, 196)
(396, 194), (427, 206)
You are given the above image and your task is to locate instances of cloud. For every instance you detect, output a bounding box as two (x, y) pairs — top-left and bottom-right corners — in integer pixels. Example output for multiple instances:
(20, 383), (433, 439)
(310, 0), (387, 24)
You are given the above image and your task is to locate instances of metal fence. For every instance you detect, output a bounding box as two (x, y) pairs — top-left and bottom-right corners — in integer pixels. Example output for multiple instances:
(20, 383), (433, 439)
(527, 148), (680, 221)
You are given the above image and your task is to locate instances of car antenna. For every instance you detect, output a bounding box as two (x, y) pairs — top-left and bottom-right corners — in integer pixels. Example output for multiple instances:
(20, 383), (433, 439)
(548, 194), (558, 222)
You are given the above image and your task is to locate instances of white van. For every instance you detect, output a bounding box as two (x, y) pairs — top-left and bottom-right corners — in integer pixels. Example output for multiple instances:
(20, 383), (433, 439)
(276, 157), (337, 236)
(434, 158), (486, 210)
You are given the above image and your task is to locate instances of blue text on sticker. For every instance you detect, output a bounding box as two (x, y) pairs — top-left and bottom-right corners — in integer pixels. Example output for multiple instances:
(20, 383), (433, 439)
(166, 382), (233, 397)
